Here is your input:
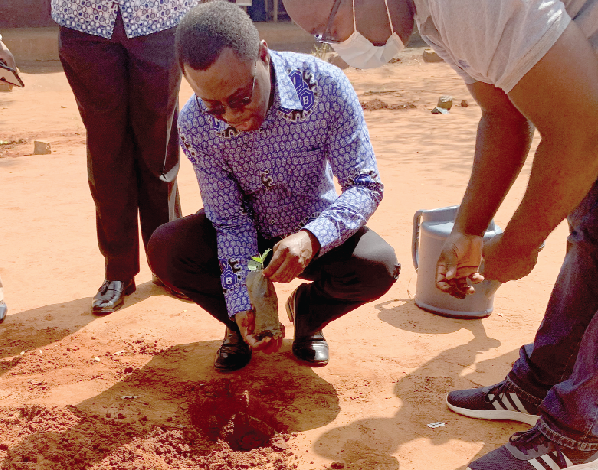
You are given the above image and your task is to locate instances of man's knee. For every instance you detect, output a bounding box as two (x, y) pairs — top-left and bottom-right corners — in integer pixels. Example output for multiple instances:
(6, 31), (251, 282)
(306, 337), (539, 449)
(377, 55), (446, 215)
(361, 257), (400, 300)
(337, 251), (399, 303)
(351, 229), (399, 300)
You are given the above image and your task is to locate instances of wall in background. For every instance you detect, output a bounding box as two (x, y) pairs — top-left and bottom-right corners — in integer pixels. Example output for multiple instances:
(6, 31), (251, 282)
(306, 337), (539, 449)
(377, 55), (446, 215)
(0, 0), (54, 28)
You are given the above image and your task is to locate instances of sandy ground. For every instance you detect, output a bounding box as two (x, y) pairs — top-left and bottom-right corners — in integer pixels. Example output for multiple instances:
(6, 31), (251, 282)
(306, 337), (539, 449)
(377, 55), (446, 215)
(0, 46), (569, 470)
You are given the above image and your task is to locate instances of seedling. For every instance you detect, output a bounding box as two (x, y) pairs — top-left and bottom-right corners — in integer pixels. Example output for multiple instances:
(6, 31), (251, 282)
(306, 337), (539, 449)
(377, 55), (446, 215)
(248, 248), (271, 271)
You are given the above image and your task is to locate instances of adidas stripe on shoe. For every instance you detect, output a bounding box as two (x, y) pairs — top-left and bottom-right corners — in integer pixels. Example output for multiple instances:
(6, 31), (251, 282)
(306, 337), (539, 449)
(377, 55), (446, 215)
(467, 425), (598, 470)
(446, 380), (539, 425)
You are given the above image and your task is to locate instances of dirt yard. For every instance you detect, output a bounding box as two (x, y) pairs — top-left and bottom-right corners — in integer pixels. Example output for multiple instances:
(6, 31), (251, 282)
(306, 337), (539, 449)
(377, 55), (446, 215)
(0, 46), (568, 470)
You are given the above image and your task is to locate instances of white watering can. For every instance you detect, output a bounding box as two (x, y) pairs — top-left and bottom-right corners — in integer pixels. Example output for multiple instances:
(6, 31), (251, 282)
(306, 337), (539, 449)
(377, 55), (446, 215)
(412, 205), (502, 318)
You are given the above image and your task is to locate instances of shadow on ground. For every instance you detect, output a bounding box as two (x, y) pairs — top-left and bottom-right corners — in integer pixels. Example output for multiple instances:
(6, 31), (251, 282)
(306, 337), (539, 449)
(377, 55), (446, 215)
(306, 299), (525, 470)
(0, 339), (340, 469)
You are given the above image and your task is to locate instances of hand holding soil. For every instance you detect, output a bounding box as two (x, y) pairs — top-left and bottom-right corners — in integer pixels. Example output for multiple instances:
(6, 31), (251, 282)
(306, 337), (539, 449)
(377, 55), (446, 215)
(234, 309), (284, 353)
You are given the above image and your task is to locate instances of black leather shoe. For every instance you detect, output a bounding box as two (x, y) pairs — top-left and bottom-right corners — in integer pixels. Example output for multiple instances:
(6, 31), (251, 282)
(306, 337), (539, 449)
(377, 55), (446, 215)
(285, 287), (329, 366)
(214, 327), (252, 372)
(91, 279), (136, 315)
(292, 330), (329, 366)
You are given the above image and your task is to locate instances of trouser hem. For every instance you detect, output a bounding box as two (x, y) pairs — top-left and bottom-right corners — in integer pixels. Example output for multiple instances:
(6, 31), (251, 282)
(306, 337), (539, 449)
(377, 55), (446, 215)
(538, 418), (598, 451)
(505, 374), (544, 407)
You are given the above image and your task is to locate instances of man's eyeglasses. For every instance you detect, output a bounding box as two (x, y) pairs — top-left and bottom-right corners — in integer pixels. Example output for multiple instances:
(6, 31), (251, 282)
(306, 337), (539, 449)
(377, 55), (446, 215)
(198, 64), (257, 118)
(314, 0), (343, 45)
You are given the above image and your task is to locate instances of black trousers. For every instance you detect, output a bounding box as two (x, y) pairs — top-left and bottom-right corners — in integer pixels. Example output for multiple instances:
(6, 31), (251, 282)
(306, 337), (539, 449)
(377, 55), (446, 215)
(59, 13), (182, 280)
(147, 210), (400, 332)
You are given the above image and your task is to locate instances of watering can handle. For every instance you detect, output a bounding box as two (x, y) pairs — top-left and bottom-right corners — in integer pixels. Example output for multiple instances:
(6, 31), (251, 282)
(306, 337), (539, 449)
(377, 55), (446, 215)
(412, 210), (424, 271)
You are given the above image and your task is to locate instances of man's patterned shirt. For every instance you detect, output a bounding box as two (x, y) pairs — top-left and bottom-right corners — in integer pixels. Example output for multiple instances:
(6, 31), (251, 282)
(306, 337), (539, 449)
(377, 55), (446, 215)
(51, 0), (197, 39)
(179, 51), (383, 317)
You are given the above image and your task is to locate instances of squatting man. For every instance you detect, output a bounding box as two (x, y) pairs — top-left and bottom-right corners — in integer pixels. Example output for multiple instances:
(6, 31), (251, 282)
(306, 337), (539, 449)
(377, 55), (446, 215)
(148, 1), (400, 373)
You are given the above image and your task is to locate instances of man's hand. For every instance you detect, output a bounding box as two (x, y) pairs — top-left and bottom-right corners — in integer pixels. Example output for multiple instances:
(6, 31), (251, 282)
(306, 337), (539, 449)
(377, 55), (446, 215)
(0, 41), (16, 70)
(234, 310), (283, 354)
(436, 232), (485, 298)
(481, 233), (540, 283)
(262, 229), (320, 283)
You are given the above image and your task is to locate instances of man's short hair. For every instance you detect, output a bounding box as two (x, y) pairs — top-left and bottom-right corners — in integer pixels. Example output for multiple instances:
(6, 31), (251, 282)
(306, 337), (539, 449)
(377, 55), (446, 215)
(176, 0), (260, 72)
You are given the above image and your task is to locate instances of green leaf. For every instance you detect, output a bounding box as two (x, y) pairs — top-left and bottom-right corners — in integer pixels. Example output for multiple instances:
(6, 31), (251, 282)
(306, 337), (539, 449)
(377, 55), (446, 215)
(248, 248), (271, 270)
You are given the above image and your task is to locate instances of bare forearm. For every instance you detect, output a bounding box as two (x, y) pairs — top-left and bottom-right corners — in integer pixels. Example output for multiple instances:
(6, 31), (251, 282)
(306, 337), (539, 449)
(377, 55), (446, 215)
(501, 23), (598, 253)
(502, 135), (598, 251)
(455, 109), (534, 236)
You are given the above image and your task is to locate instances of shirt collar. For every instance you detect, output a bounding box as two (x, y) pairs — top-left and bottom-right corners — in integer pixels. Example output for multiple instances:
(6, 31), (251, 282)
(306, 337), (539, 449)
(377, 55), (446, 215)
(205, 50), (305, 133)
(269, 50), (304, 112)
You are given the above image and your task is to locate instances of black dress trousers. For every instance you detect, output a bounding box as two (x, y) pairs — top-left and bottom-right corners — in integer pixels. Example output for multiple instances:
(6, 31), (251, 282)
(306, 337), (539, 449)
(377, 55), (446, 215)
(59, 12), (182, 280)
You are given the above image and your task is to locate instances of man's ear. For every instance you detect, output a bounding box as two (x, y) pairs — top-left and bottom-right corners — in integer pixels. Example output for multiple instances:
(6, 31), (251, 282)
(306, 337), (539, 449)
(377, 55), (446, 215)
(259, 40), (269, 62)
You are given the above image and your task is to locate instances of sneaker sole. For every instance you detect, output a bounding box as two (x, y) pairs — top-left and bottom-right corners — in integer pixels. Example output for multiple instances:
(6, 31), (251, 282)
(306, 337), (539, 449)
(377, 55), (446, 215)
(446, 396), (539, 425)
(468, 464), (598, 470)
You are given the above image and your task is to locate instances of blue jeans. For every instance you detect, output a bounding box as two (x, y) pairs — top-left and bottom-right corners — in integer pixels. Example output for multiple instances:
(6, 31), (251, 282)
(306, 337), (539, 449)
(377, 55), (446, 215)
(509, 180), (598, 450)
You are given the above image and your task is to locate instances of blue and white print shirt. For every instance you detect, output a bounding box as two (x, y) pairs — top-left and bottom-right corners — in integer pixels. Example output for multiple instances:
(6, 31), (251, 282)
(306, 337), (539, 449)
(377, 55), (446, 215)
(51, 0), (197, 39)
(179, 51), (383, 317)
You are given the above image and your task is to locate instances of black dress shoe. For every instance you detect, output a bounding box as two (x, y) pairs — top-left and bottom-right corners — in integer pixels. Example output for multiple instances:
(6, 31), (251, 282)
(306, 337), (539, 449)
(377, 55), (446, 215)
(214, 326), (252, 372)
(292, 330), (329, 366)
(91, 279), (136, 315)
(285, 287), (329, 366)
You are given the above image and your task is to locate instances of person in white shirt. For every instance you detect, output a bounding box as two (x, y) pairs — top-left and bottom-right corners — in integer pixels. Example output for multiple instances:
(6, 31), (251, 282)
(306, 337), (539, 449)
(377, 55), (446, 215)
(282, 1), (598, 469)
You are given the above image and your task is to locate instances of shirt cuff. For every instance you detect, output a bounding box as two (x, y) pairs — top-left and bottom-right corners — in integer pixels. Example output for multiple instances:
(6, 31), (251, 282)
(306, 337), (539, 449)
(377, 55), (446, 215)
(303, 218), (340, 256)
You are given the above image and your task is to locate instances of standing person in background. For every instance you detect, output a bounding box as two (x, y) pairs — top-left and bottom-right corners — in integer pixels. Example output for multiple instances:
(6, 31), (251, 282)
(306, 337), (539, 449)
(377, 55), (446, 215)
(51, 0), (197, 314)
(282, 0), (598, 469)
(0, 32), (15, 322)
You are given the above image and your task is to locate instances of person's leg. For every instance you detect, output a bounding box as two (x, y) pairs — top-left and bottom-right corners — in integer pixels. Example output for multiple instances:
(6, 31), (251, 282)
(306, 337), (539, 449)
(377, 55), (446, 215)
(59, 22), (140, 282)
(147, 210), (252, 372)
(297, 226), (399, 330)
(147, 210), (232, 326)
(538, 308), (598, 448)
(466, 314), (598, 470)
(508, 181), (598, 398)
(125, 26), (183, 252)
(288, 226), (399, 364)
(447, 181), (598, 425)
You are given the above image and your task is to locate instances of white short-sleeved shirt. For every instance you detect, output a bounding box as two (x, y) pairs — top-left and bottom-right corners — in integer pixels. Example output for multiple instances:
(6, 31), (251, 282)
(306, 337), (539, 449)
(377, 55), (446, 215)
(413, 0), (598, 92)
